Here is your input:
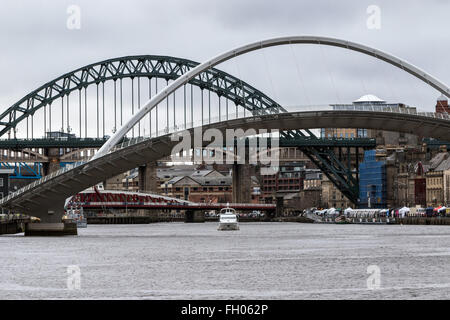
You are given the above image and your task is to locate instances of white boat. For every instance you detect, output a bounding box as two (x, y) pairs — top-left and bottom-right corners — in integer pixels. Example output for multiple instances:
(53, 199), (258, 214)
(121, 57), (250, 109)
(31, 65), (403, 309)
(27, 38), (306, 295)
(218, 207), (239, 231)
(63, 207), (87, 228)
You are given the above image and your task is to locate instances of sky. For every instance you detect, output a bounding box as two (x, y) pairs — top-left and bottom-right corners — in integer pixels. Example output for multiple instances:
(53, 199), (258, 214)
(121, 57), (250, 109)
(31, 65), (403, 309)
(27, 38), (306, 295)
(0, 0), (449, 137)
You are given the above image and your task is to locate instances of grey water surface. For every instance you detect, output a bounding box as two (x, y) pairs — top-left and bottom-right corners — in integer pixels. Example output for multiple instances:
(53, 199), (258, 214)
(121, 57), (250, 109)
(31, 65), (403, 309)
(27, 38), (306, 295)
(1, 222), (450, 299)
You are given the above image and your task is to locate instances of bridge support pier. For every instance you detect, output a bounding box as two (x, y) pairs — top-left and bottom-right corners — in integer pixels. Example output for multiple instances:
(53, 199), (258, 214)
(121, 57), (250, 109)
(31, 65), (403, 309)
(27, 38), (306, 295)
(25, 222), (77, 236)
(276, 195), (284, 217)
(138, 161), (158, 193)
(185, 210), (204, 223)
(24, 203), (77, 236)
(43, 148), (62, 176)
(232, 163), (252, 203)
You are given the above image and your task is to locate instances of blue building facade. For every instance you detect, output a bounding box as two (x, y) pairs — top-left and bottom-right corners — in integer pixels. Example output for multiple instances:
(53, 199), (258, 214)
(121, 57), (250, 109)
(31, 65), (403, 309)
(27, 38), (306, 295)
(359, 150), (387, 208)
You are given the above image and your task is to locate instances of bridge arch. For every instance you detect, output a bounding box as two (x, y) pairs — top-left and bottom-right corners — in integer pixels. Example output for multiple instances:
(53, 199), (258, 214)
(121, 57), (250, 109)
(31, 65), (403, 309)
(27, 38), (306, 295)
(95, 35), (450, 159)
(0, 55), (284, 138)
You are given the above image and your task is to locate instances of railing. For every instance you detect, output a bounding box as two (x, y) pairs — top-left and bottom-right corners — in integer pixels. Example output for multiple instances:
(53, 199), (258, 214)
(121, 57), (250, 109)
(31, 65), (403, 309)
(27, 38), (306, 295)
(78, 202), (275, 208)
(186, 203), (276, 208)
(286, 104), (450, 120)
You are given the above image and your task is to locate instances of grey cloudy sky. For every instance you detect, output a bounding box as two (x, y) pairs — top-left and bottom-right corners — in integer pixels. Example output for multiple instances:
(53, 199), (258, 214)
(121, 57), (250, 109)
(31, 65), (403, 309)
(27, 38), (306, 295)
(0, 0), (449, 112)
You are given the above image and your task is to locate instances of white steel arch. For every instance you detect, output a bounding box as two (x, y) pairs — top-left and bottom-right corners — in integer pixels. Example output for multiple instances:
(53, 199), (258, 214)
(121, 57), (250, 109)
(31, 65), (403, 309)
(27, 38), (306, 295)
(93, 35), (450, 159)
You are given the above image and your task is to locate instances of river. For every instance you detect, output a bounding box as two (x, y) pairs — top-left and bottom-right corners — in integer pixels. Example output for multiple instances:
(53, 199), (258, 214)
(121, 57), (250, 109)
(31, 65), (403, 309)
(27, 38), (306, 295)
(1, 222), (450, 299)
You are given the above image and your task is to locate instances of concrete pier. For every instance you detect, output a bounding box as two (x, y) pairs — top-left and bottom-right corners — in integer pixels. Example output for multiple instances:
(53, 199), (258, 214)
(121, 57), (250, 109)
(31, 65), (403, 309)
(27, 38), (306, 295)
(25, 222), (77, 236)
(0, 221), (26, 235)
(397, 217), (450, 225)
(138, 161), (158, 193)
(232, 163), (252, 203)
(185, 210), (205, 223)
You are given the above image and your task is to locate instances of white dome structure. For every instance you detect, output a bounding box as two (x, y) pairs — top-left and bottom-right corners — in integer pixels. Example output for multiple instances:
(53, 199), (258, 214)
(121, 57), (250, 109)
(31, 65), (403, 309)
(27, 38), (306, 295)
(353, 94), (386, 104)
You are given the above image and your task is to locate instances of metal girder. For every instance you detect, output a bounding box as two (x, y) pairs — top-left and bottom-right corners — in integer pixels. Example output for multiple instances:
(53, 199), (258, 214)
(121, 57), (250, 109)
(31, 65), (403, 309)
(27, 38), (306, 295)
(281, 129), (362, 204)
(0, 137), (108, 149)
(0, 55), (283, 137)
(0, 52), (384, 205)
(0, 162), (42, 179)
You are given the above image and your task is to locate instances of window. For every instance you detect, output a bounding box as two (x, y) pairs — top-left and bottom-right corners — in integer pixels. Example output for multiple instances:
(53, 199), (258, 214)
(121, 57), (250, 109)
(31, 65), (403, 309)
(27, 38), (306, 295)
(0, 178), (3, 187)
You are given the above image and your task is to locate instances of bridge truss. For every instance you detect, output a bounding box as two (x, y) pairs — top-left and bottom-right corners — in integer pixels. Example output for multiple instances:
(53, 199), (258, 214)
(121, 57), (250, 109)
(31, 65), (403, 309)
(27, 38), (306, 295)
(0, 53), (381, 203)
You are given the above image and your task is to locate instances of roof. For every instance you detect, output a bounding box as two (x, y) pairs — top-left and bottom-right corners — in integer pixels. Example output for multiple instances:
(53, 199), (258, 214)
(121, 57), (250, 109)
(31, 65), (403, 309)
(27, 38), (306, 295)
(429, 152), (448, 170)
(157, 168), (223, 179)
(190, 176), (232, 186)
(435, 156), (450, 171)
(164, 175), (232, 186)
(191, 169), (223, 177)
(353, 94), (386, 104)
(305, 171), (321, 180)
(283, 192), (300, 200)
(125, 171), (139, 180)
(166, 176), (186, 185)
(437, 94), (448, 102)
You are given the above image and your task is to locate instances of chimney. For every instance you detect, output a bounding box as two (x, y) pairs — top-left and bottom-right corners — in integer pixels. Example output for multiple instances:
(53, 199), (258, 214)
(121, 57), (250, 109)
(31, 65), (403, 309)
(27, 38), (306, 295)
(436, 94), (449, 113)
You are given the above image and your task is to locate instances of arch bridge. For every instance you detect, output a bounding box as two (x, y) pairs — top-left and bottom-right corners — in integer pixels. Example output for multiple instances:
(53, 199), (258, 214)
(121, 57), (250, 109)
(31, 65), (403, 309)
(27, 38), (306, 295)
(0, 36), (449, 226)
(0, 52), (375, 201)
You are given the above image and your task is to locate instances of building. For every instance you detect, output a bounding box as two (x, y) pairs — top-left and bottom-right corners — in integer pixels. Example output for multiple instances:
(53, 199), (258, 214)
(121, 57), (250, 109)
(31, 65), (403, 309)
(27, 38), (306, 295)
(122, 168), (139, 191)
(425, 153), (450, 206)
(0, 169), (14, 213)
(359, 150), (387, 208)
(324, 94), (420, 147)
(444, 169), (450, 205)
(322, 94), (385, 139)
(0, 169), (14, 199)
(298, 170), (322, 209)
(321, 175), (352, 209)
(435, 94), (449, 114)
(260, 162), (306, 202)
(303, 170), (322, 190)
(160, 174), (232, 203)
(414, 162), (427, 207)
(104, 172), (129, 190)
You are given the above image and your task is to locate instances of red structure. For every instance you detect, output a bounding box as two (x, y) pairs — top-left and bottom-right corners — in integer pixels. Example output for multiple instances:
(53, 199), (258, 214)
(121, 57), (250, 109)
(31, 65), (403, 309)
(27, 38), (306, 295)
(414, 162), (426, 207)
(66, 190), (276, 212)
(436, 95), (449, 114)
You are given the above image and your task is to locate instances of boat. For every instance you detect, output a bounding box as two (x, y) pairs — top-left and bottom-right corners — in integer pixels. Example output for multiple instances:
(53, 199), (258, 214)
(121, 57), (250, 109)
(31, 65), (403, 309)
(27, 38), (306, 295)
(63, 207), (87, 228)
(217, 207), (239, 231)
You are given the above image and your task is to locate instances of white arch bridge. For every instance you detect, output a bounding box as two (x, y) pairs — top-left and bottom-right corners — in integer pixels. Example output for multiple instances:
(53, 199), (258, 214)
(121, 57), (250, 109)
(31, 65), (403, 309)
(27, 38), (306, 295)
(0, 36), (449, 228)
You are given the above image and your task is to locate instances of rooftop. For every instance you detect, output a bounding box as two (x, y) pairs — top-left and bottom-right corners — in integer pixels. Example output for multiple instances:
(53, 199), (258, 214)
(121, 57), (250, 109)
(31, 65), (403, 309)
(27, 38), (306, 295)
(353, 94), (386, 104)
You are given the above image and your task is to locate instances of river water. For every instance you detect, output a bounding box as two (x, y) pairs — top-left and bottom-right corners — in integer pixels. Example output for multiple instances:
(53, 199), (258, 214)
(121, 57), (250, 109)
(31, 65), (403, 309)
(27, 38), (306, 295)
(1, 222), (450, 299)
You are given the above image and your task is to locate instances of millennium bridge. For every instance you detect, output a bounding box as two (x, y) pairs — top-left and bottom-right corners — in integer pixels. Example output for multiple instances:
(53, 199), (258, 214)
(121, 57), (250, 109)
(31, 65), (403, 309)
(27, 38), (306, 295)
(0, 36), (449, 235)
